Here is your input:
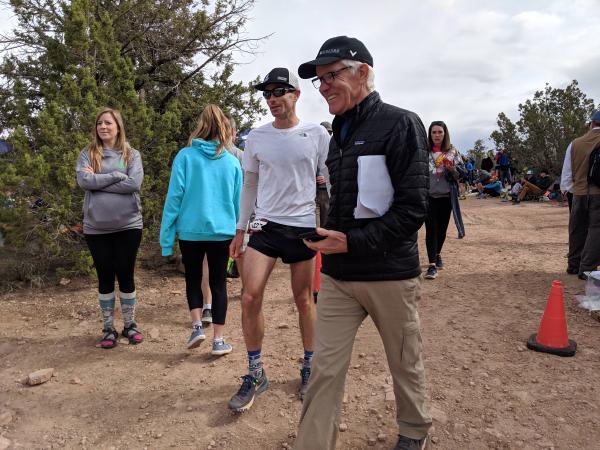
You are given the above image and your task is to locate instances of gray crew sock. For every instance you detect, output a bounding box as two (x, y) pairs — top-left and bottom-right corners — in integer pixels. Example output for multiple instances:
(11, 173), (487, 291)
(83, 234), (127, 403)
(99, 292), (115, 330)
(248, 350), (263, 378)
(119, 290), (136, 328)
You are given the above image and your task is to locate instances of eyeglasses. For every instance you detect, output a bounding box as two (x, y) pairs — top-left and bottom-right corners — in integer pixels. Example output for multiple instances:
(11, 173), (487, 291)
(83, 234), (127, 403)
(262, 87), (295, 99)
(311, 66), (350, 89)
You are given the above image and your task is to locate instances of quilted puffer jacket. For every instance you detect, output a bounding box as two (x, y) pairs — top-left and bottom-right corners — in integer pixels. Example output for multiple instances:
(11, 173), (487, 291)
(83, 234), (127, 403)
(322, 91), (429, 281)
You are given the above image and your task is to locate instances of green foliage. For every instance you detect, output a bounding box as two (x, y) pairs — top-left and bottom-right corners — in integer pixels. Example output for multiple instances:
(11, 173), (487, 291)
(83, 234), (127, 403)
(490, 81), (596, 175)
(466, 138), (488, 169)
(0, 0), (266, 285)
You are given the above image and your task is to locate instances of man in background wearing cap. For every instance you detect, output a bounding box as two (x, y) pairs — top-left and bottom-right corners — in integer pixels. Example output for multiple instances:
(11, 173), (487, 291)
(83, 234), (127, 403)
(228, 67), (330, 412)
(295, 36), (431, 450)
(561, 109), (600, 280)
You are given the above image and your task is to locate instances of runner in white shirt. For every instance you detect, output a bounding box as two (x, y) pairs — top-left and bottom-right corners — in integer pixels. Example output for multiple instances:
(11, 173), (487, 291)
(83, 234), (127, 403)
(228, 67), (329, 412)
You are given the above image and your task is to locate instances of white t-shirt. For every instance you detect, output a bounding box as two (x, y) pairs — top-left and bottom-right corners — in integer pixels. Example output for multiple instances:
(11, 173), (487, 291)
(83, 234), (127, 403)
(242, 121), (330, 227)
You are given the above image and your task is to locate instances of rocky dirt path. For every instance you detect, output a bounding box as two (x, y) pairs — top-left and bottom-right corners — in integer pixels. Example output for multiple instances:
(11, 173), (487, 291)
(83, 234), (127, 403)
(1, 198), (599, 450)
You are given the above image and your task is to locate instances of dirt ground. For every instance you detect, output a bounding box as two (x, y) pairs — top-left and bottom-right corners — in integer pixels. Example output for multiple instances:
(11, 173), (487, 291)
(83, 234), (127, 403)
(1, 197), (599, 450)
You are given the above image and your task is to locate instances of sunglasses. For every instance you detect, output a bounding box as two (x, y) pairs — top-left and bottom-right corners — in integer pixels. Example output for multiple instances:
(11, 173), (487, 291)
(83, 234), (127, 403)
(262, 87), (295, 99)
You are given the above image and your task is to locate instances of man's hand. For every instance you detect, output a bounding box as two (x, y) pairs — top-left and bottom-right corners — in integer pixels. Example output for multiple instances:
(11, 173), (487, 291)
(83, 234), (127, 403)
(316, 175), (326, 185)
(303, 227), (348, 255)
(229, 229), (246, 259)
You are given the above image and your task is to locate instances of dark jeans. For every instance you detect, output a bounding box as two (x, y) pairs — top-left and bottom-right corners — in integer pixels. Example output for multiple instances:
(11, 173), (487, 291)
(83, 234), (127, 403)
(499, 167), (511, 185)
(425, 196), (452, 264)
(85, 229), (142, 294)
(179, 239), (231, 325)
(568, 194), (600, 275)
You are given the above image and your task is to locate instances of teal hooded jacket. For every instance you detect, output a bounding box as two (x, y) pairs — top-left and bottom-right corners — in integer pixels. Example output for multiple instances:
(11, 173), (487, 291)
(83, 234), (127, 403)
(160, 138), (242, 256)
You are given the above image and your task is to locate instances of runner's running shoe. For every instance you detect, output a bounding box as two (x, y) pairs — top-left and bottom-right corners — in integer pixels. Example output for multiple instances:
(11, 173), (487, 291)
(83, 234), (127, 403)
(228, 371), (269, 412)
(299, 366), (311, 400)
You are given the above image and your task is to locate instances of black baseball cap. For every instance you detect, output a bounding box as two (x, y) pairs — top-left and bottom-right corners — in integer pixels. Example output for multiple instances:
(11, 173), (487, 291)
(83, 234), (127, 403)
(298, 36), (373, 79)
(253, 67), (300, 91)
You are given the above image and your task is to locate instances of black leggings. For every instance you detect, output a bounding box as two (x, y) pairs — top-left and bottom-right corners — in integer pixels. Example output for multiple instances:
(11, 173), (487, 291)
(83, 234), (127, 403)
(85, 229), (142, 294)
(179, 239), (231, 326)
(425, 196), (452, 264)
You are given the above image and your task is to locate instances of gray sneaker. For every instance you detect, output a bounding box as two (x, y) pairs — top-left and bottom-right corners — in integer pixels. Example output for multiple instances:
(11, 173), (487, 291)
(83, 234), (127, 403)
(211, 340), (233, 356)
(299, 366), (311, 400)
(201, 308), (212, 327)
(187, 326), (205, 349)
(394, 435), (428, 450)
(228, 371), (269, 412)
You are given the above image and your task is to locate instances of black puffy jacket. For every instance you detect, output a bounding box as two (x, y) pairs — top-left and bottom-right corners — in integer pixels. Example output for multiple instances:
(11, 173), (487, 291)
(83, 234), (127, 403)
(322, 92), (429, 281)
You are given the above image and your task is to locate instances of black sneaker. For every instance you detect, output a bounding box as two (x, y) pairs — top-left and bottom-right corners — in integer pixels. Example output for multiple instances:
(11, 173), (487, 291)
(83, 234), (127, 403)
(299, 367), (311, 400)
(578, 272), (589, 281)
(424, 265), (437, 280)
(394, 435), (428, 450)
(435, 254), (444, 270)
(566, 267), (578, 275)
(228, 371), (269, 412)
(201, 308), (212, 327)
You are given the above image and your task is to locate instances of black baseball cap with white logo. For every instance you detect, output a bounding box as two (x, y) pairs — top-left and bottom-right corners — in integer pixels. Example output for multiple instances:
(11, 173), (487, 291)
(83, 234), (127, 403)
(298, 36), (373, 79)
(253, 67), (300, 91)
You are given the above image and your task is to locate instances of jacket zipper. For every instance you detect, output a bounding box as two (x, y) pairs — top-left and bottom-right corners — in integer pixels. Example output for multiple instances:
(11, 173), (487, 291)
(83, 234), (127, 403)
(335, 146), (343, 230)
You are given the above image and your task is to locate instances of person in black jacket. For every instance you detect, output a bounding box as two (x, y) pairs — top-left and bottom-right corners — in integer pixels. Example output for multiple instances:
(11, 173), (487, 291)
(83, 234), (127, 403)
(481, 151), (495, 173)
(294, 36), (431, 450)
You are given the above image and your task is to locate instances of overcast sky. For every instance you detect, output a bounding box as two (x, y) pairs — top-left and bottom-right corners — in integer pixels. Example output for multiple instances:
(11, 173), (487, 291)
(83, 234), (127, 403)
(229, 0), (600, 151)
(1, 0), (599, 152)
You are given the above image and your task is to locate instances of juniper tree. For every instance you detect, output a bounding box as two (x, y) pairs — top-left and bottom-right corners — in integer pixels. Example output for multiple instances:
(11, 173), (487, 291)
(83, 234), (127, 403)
(0, 0), (266, 284)
(490, 81), (595, 175)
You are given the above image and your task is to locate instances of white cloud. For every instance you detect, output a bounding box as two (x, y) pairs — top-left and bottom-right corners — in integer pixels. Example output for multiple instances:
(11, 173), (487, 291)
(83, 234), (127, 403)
(1, 0), (598, 152)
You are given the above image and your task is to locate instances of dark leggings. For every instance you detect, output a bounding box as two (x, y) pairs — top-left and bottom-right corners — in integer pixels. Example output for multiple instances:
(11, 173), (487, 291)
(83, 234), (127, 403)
(425, 196), (452, 264)
(85, 229), (142, 294)
(179, 239), (231, 326)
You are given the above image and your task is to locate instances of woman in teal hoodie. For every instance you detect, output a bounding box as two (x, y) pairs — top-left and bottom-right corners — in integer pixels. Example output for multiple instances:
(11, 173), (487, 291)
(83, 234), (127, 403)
(160, 104), (242, 356)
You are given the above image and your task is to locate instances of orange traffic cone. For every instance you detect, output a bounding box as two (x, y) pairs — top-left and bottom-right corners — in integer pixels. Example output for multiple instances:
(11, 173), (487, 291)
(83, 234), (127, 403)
(527, 280), (576, 357)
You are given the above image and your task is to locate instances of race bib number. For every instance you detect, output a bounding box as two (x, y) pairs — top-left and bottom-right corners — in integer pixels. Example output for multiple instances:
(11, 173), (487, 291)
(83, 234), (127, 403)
(249, 218), (268, 233)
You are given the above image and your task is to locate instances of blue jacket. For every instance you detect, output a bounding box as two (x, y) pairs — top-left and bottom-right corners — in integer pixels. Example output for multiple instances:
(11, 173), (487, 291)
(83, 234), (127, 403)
(160, 139), (242, 256)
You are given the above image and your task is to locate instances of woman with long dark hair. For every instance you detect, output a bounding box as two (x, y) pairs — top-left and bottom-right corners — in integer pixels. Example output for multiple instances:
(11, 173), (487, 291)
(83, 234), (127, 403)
(424, 121), (462, 280)
(76, 107), (144, 348)
(160, 104), (242, 356)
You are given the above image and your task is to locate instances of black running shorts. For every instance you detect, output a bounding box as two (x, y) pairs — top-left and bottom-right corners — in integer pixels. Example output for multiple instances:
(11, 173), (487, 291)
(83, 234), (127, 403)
(247, 220), (316, 264)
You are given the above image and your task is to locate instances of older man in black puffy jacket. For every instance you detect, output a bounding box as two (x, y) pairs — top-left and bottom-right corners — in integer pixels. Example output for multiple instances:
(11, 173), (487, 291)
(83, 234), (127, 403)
(295, 36), (431, 450)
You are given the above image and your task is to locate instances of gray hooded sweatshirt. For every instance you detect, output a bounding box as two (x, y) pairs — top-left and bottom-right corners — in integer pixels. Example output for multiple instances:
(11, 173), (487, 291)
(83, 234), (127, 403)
(76, 147), (143, 234)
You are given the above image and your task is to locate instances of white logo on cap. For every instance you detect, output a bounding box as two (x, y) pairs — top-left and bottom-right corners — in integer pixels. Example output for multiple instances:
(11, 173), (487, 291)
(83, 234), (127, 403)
(349, 50), (357, 57)
(263, 75), (269, 82)
(319, 48), (340, 55)
(277, 76), (287, 81)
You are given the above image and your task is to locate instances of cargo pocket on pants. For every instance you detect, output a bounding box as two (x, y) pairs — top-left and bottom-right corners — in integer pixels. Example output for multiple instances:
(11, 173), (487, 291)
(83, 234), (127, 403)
(400, 322), (425, 386)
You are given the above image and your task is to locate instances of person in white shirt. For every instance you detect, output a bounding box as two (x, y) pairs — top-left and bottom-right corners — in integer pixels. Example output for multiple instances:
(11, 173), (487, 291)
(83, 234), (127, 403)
(228, 67), (329, 412)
